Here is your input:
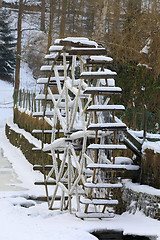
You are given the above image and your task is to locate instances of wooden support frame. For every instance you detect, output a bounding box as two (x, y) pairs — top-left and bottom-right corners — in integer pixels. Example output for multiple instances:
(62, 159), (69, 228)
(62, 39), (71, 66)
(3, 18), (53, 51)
(33, 37), (137, 219)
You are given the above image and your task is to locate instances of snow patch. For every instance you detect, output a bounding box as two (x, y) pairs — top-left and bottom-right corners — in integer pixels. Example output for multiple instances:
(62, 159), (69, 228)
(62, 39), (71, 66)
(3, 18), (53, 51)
(142, 140), (160, 154)
(125, 181), (160, 197)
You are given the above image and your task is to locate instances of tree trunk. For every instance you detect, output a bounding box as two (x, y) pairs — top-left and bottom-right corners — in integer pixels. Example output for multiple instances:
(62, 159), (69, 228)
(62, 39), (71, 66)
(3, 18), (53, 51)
(59, 0), (67, 37)
(14, 0), (23, 90)
(47, 0), (54, 53)
(58, 0), (61, 23)
(112, 0), (120, 34)
(41, 0), (45, 31)
(92, 0), (108, 42)
(0, 0), (2, 8)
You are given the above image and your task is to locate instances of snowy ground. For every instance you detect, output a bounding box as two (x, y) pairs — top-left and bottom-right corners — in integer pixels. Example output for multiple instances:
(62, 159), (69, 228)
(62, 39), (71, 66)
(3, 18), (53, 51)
(0, 125), (160, 240)
(0, 77), (160, 240)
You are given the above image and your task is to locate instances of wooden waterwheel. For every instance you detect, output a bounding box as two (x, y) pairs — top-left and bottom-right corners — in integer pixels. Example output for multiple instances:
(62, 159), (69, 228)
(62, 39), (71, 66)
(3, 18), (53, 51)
(32, 37), (139, 219)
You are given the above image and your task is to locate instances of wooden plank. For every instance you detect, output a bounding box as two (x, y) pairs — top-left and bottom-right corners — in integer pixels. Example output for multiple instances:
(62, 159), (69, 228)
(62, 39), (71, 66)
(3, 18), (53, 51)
(88, 144), (127, 150)
(32, 147), (65, 154)
(87, 123), (127, 131)
(37, 77), (67, 84)
(32, 130), (52, 134)
(56, 40), (97, 48)
(80, 71), (117, 80)
(32, 129), (64, 134)
(68, 48), (107, 56)
(75, 212), (115, 219)
(36, 195), (68, 201)
(86, 61), (112, 66)
(40, 65), (64, 71)
(81, 73), (117, 79)
(87, 163), (139, 171)
(86, 56), (113, 65)
(37, 77), (80, 87)
(32, 111), (54, 117)
(40, 65), (69, 73)
(84, 183), (122, 188)
(54, 37), (99, 48)
(33, 165), (54, 171)
(34, 180), (56, 185)
(80, 198), (118, 205)
(49, 45), (64, 52)
(35, 178), (67, 185)
(37, 77), (56, 84)
(45, 54), (73, 62)
(84, 87), (122, 95)
(37, 80), (64, 86)
(87, 105), (125, 112)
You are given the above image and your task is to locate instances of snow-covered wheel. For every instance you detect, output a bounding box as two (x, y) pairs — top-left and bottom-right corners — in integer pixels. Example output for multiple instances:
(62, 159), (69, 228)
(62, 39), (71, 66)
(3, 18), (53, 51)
(33, 37), (139, 218)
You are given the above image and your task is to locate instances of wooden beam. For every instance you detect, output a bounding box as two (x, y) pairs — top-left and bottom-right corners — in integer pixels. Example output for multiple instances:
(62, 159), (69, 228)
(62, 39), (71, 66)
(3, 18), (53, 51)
(68, 48), (107, 55)
(84, 87), (122, 95)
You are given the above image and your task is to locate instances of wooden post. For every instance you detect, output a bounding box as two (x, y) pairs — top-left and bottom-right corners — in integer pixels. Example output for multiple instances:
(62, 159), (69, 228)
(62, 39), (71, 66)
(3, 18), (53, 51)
(41, 0), (45, 31)
(28, 91), (31, 111)
(47, 0), (54, 53)
(59, 0), (67, 37)
(23, 89), (25, 109)
(33, 93), (36, 113)
(14, 0), (23, 90)
(31, 92), (33, 113)
(26, 90), (28, 109)
(19, 89), (22, 107)
(14, 89), (18, 107)
(38, 98), (40, 112)
(143, 104), (147, 142)
(63, 51), (69, 130)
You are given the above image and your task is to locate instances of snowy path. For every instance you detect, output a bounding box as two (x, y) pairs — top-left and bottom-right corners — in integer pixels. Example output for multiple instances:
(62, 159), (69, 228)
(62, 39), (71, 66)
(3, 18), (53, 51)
(0, 148), (26, 191)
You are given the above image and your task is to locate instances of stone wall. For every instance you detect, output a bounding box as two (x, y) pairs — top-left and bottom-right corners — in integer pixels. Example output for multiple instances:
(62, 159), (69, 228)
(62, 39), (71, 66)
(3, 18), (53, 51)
(122, 184), (160, 220)
(5, 123), (52, 168)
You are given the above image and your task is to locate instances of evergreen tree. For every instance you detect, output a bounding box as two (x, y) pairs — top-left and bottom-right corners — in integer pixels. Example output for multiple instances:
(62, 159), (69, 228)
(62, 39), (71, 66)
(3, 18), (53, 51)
(0, 9), (16, 82)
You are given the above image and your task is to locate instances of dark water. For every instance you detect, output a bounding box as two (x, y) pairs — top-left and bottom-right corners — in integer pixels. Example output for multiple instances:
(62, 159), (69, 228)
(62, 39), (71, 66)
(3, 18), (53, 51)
(91, 230), (155, 240)
(123, 235), (151, 240)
